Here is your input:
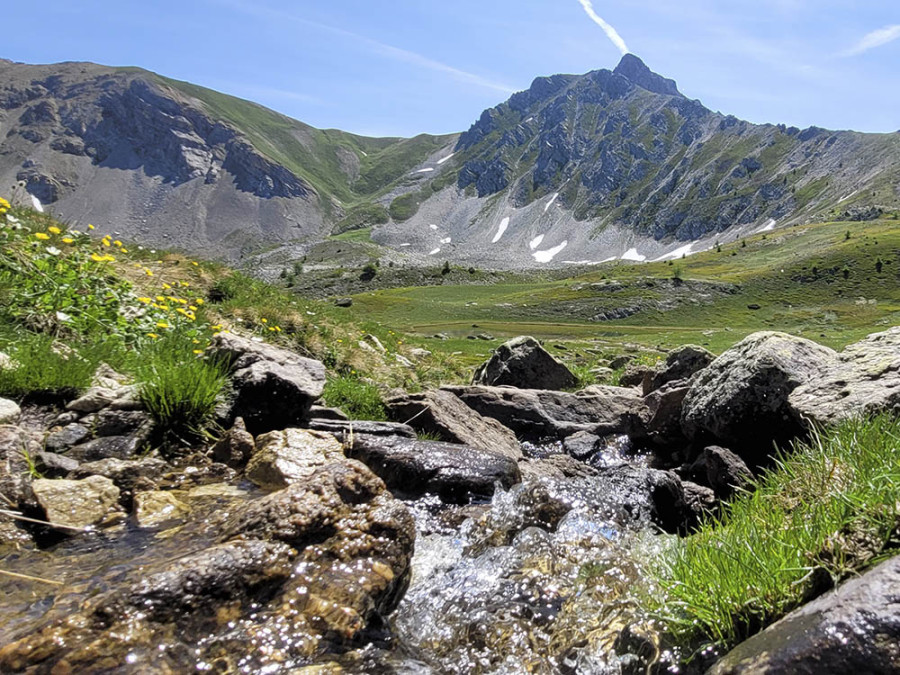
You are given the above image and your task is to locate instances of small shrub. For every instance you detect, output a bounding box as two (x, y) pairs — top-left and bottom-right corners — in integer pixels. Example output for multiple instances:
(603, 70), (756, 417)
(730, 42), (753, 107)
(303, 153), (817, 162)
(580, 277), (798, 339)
(321, 375), (386, 421)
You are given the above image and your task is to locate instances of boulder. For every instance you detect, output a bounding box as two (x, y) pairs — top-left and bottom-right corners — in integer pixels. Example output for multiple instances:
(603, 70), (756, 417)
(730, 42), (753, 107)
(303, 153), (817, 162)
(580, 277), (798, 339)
(619, 363), (655, 388)
(711, 553), (900, 674)
(444, 384), (646, 441)
(70, 457), (170, 493)
(0, 397), (20, 425)
(473, 336), (576, 390)
(681, 332), (839, 462)
(384, 389), (521, 460)
(80, 409), (152, 438)
(703, 445), (755, 499)
(245, 427), (345, 490)
(133, 490), (191, 528)
(346, 433), (520, 502)
(31, 476), (122, 530)
(210, 417), (255, 467)
(211, 332), (327, 435)
(562, 430), (603, 461)
(789, 326), (900, 426)
(641, 379), (691, 450)
(642, 344), (714, 395)
(308, 418), (417, 440)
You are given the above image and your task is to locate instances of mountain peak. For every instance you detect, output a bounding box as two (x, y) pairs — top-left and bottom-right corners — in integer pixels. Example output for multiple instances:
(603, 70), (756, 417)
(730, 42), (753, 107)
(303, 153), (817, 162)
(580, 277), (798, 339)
(613, 54), (682, 97)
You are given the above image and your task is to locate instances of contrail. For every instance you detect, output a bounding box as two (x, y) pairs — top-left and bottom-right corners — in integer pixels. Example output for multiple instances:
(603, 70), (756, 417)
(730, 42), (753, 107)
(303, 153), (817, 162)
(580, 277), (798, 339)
(576, 0), (629, 56)
(842, 24), (900, 57)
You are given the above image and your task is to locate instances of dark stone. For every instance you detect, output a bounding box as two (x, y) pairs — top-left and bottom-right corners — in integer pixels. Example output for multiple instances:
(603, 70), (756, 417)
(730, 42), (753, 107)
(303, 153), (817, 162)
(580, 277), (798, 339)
(640, 379), (690, 450)
(747, 303), (761, 310)
(210, 417), (255, 468)
(81, 409), (152, 438)
(473, 336), (577, 390)
(346, 433), (520, 503)
(32, 451), (79, 478)
(67, 435), (143, 462)
(43, 423), (90, 453)
(704, 445), (755, 499)
(562, 430), (602, 461)
(308, 405), (349, 421)
(335, 297), (353, 307)
(711, 554), (900, 674)
(308, 419), (417, 440)
(642, 345), (714, 395)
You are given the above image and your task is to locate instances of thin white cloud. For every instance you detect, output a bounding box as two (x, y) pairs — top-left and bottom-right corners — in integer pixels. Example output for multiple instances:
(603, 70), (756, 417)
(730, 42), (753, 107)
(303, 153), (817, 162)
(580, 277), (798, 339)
(842, 24), (900, 57)
(214, 0), (516, 95)
(576, 0), (629, 55)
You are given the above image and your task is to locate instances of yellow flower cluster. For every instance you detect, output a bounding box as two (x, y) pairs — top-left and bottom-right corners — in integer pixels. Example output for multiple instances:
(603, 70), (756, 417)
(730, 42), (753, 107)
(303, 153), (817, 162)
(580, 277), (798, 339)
(0, 197), (10, 215)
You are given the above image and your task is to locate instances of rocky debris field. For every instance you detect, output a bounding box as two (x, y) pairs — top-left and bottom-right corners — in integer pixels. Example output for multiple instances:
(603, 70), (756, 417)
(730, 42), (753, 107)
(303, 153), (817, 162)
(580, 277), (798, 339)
(0, 326), (899, 673)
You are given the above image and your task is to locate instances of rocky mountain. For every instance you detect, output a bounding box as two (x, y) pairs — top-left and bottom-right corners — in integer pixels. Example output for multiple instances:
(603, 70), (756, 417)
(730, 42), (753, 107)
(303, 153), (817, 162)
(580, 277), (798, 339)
(375, 54), (900, 266)
(0, 59), (454, 260)
(0, 56), (897, 266)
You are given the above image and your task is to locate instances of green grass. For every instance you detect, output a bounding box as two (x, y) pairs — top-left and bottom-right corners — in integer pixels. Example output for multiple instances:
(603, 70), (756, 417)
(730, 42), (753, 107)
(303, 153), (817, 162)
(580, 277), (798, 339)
(653, 413), (900, 654)
(0, 333), (101, 399)
(321, 375), (387, 421)
(137, 334), (229, 444)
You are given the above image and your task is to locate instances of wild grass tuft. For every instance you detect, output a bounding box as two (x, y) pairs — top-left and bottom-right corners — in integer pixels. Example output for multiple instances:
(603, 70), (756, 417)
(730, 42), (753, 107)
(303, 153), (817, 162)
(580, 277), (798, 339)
(137, 335), (228, 444)
(652, 413), (900, 653)
(0, 334), (100, 399)
(321, 374), (386, 421)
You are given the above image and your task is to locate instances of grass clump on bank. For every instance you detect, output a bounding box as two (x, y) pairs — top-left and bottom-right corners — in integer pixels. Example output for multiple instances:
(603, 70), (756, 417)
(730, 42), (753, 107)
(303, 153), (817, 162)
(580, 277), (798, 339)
(0, 334), (100, 398)
(653, 413), (900, 653)
(321, 374), (387, 421)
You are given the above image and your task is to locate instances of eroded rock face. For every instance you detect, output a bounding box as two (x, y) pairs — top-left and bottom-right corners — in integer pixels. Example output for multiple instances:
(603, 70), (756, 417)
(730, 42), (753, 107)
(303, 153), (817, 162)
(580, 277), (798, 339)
(31, 475), (122, 530)
(473, 336), (577, 390)
(245, 427), (345, 490)
(212, 333), (327, 435)
(444, 384), (646, 441)
(681, 332), (839, 463)
(0, 459), (416, 673)
(711, 553), (900, 674)
(789, 326), (900, 426)
(384, 389), (522, 460)
(346, 433), (521, 502)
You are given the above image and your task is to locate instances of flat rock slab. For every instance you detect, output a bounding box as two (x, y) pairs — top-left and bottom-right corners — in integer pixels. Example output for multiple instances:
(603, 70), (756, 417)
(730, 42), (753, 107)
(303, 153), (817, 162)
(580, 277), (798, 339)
(789, 326), (900, 426)
(32, 475), (122, 530)
(346, 433), (520, 502)
(308, 419), (417, 440)
(444, 384), (646, 441)
(246, 427), (345, 490)
(385, 389), (522, 460)
(711, 553), (900, 674)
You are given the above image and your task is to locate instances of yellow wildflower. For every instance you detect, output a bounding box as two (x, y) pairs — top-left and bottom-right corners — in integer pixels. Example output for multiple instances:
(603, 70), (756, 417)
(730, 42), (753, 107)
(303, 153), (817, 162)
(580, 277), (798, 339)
(261, 318), (268, 324)
(0, 197), (10, 209)
(195, 298), (204, 305)
(191, 261), (198, 266)
(193, 349), (203, 355)
(275, 326), (282, 332)
(137, 297), (152, 304)
(62, 237), (74, 244)
(90, 253), (105, 262)
(147, 333), (159, 339)
(156, 322), (169, 329)
(48, 226), (61, 235)
(158, 304), (169, 311)
(113, 240), (122, 247)
(121, 248), (128, 253)
(192, 339), (200, 344)
(101, 239), (111, 247)
(162, 283), (171, 290)
(189, 305), (198, 311)
(88, 224), (95, 230)
(145, 269), (154, 276)
(156, 296), (166, 302)
(35, 232), (50, 240)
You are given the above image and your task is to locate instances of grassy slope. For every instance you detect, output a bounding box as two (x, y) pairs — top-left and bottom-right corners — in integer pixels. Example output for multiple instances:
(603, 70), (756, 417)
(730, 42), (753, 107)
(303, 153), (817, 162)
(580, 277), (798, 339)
(155, 75), (455, 208)
(347, 217), (900, 353)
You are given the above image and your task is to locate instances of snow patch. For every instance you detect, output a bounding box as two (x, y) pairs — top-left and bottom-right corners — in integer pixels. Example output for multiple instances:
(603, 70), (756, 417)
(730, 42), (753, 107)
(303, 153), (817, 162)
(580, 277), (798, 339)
(437, 153), (455, 165)
(621, 248), (646, 262)
(31, 195), (44, 213)
(492, 217), (510, 243)
(543, 193), (558, 213)
(651, 243), (693, 262)
(600, 256), (618, 263)
(440, 237), (451, 244)
(360, 151), (368, 157)
(533, 240), (568, 263)
(529, 234), (545, 250)
(429, 248), (441, 255)
(429, 224), (438, 230)
(415, 167), (434, 173)
(759, 218), (776, 232)
(400, 243), (411, 247)
(838, 190), (858, 203)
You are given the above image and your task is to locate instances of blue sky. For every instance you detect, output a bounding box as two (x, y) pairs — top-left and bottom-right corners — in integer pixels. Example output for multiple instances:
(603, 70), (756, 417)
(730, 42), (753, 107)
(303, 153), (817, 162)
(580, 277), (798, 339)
(3, 1), (898, 137)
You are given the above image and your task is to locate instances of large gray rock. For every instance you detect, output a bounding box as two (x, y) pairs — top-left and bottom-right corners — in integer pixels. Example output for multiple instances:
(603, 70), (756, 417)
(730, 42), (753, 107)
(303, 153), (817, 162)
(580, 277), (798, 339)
(211, 332), (326, 434)
(711, 554), (900, 674)
(0, 397), (21, 425)
(643, 344), (714, 395)
(473, 336), (577, 390)
(245, 427), (345, 490)
(346, 433), (520, 502)
(444, 384), (646, 441)
(384, 389), (522, 460)
(789, 326), (900, 426)
(31, 476), (122, 530)
(681, 332), (839, 462)
(641, 379), (690, 450)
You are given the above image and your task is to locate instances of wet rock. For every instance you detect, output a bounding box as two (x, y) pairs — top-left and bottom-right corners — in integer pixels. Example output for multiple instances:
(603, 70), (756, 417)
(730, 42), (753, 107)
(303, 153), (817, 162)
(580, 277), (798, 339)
(789, 326), (900, 427)
(0, 514), (32, 548)
(133, 490), (191, 528)
(32, 450), (79, 477)
(0, 397), (20, 424)
(211, 332), (327, 434)
(642, 344), (714, 395)
(519, 454), (603, 481)
(681, 480), (717, 524)
(210, 416), (255, 467)
(70, 457), (170, 492)
(31, 475), (122, 530)
(562, 430), (602, 461)
(67, 434), (144, 462)
(681, 332), (839, 463)
(444, 384), (646, 441)
(703, 445), (754, 499)
(347, 433), (520, 502)
(0, 426), (42, 506)
(473, 336), (577, 390)
(711, 553), (900, 674)
(384, 389), (522, 460)
(641, 379), (690, 450)
(245, 427), (345, 490)
(308, 418), (417, 440)
(43, 422), (90, 452)
(309, 405), (349, 421)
